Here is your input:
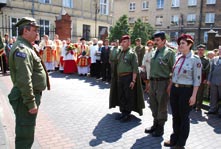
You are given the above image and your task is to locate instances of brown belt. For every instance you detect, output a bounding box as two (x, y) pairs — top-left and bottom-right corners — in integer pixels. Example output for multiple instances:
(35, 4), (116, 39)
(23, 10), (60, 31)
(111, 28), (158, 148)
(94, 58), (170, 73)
(118, 72), (132, 77)
(173, 83), (193, 88)
(150, 77), (169, 81)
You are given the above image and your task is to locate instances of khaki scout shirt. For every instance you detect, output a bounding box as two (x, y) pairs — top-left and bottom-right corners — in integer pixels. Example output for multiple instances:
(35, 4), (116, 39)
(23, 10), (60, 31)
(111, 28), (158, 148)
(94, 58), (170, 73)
(117, 48), (138, 74)
(150, 46), (175, 78)
(9, 36), (47, 109)
(172, 51), (202, 86)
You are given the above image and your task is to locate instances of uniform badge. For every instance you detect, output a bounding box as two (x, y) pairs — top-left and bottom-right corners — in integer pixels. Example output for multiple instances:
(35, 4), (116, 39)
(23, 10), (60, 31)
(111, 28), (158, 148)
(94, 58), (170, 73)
(197, 63), (201, 68)
(16, 51), (27, 59)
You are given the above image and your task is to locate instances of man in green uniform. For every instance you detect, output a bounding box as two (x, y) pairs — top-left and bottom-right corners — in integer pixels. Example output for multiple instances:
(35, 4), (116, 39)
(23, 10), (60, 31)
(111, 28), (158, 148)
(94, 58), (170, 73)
(109, 39), (120, 106)
(135, 38), (146, 66)
(196, 44), (210, 111)
(8, 17), (50, 149)
(145, 32), (175, 137)
(109, 35), (145, 122)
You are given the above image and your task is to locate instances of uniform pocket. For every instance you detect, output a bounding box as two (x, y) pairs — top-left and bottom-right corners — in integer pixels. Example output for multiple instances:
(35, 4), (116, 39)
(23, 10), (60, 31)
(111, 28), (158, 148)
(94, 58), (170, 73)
(8, 87), (21, 114)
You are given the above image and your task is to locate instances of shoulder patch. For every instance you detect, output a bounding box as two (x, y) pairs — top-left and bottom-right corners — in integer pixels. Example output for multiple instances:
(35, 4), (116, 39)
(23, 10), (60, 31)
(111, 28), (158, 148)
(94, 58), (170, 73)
(16, 51), (27, 59)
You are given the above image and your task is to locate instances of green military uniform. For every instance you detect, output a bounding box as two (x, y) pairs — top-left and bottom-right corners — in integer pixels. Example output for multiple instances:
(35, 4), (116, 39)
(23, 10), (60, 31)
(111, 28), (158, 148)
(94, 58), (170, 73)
(109, 47), (145, 115)
(135, 45), (145, 66)
(196, 55), (210, 109)
(109, 46), (120, 107)
(8, 17), (48, 149)
(149, 46), (175, 134)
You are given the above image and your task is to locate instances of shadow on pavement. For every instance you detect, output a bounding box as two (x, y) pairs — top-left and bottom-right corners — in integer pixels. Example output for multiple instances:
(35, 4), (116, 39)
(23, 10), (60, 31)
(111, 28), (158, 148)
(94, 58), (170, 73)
(190, 110), (207, 124)
(49, 71), (110, 89)
(206, 115), (221, 134)
(131, 135), (163, 149)
(89, 113), (141, 147)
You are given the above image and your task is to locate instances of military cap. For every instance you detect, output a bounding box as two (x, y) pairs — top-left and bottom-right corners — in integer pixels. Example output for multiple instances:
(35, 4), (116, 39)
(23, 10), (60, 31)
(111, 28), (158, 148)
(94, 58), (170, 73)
(153, 31), (166, 39)
(197, 44), (206, 49)
(135, 37), (141, 41)
(80, 37), (86, 41)
(15, 17), (39, 28)
(120, 35), (130, 43)
(177, 34), (194, 45)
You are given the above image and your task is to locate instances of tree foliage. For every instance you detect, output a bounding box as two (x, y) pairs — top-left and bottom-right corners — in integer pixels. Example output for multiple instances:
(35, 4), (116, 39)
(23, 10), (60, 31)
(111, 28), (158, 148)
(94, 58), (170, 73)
(130, 18), (154, 45)
(109, 15), (130, 42)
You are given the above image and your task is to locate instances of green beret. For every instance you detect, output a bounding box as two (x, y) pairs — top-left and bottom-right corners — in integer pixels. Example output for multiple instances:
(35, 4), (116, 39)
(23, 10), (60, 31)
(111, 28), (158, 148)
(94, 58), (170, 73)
(15, 17), (39, 28)
(197, 44), (206, 49)
(135, 37), (141, 41)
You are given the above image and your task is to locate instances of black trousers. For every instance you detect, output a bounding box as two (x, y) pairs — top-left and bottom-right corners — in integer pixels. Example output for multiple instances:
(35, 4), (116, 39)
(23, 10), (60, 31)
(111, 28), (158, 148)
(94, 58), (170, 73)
(170, 85), (193, 146)
(118, 74), (135, 115)
(0, 55), (7, 73)
(95, 60), (101, 78)
(101, 62), (111, 81)
(90, 63), (96, 77)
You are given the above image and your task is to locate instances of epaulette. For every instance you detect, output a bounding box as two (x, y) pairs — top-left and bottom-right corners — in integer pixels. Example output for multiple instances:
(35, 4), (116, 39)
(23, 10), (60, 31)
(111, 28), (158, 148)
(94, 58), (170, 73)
(193, 54), (200, 59)
(19, 43), (25, 49)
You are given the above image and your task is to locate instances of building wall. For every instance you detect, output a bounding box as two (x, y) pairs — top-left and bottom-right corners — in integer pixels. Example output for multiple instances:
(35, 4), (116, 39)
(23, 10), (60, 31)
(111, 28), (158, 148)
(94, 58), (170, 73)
(0, 0), (113, 42)
(113, 0), (221, 46)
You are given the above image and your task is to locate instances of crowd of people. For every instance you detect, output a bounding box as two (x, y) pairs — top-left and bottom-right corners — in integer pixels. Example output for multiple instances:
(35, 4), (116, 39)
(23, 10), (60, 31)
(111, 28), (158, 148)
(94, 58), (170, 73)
(0, 16), (221, 149)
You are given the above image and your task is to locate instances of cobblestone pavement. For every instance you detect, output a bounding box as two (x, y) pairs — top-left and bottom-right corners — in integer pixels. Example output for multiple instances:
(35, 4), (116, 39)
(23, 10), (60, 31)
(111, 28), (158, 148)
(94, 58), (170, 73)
(0, 71), (221, 149)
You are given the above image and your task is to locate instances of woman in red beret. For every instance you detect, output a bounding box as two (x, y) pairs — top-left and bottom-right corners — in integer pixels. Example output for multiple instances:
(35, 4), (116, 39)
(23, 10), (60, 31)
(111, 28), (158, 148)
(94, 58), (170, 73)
(164, 34), (202, 148)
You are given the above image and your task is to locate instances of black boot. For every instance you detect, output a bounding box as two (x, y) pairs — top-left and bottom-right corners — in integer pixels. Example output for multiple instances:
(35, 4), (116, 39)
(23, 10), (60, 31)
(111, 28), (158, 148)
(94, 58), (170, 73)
(152, 123), (164, 137)
(144, 120), (158, 133)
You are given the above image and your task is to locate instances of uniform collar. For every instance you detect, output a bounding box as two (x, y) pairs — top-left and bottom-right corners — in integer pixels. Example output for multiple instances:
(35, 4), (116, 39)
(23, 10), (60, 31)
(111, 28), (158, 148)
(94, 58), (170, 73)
(17, 36), (33, 48)
(182, 51), (192, 58)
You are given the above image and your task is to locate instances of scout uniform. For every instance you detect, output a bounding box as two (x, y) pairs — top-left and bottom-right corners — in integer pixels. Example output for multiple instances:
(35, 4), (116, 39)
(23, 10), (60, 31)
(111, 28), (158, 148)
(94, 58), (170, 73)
(135, 38), (146, 66)
(196, 44), (210, 110)
(165, 34), (201, 148)
(170, 52), (201, 147)
(8, 17), (49, 149)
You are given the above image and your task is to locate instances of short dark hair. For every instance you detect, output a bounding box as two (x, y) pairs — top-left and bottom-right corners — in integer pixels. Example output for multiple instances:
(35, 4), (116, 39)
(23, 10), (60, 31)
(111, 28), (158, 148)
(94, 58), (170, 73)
(18, 25), (31, 36)
(153, 31), (166, 40)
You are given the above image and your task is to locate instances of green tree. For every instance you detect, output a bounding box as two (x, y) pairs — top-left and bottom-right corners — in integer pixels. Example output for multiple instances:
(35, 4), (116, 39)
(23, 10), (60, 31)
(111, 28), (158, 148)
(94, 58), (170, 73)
(109, 15), (130, 42)
(130, 18), (154, 45)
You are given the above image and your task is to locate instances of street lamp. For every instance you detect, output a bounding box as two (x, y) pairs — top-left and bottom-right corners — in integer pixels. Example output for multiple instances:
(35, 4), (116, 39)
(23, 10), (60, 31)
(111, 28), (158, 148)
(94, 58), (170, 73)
(94, 0), (100, 38)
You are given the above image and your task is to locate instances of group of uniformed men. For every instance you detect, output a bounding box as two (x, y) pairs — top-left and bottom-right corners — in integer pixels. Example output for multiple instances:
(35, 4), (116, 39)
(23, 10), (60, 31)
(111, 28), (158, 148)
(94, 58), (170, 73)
(1, 16), (221, 149)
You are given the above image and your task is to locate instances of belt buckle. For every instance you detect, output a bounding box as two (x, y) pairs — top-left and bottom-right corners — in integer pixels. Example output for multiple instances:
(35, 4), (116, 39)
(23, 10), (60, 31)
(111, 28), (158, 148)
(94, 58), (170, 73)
(175, 84), (179, 87)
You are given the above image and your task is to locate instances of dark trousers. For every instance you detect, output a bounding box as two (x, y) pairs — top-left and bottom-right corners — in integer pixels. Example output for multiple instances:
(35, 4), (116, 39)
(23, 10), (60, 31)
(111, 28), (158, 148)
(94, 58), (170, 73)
(95, 60), (101, 78)
(0, 55), (7, 73)
(90, 63), (96, 77)
(101, 62), (111, 81)
(170, 85), (193, 146)
(118, 74), (135, 115)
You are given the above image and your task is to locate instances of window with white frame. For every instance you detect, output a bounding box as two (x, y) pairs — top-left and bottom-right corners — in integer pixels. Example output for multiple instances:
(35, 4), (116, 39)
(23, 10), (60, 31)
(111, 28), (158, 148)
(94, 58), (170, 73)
(172, 0), (180, 7)
(157, 0), (164, 9)
(156, 16), (163, 25)
(38, 0), (50, 3)
(188, 0), (197, 6)
(171, 15), (179, 25)
(63, 0), (73, 8)
(170, 31), (179, 41)
(39, 19), (50, 37)
(204, 31), (208, 43)
(142, 1), (149, 10)
(187, 14), (196, 24)
(206, 0), (216, 4)
(186, 32), (195, 39)
(205, 13), (215, 23)
(100, 0), (109, 15)
(142, 16), (149, 23)
(129, 2), (136, 11)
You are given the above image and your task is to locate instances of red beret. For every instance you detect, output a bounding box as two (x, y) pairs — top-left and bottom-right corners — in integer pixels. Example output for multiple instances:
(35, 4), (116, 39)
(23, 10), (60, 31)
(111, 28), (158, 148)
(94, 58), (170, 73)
(120, 35), (130, 43)
(177, 34), (194, 45)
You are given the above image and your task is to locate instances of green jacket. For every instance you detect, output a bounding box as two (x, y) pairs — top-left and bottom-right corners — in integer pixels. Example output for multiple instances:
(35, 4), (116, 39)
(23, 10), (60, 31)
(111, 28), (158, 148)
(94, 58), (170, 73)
(8, 36), (47, 110)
